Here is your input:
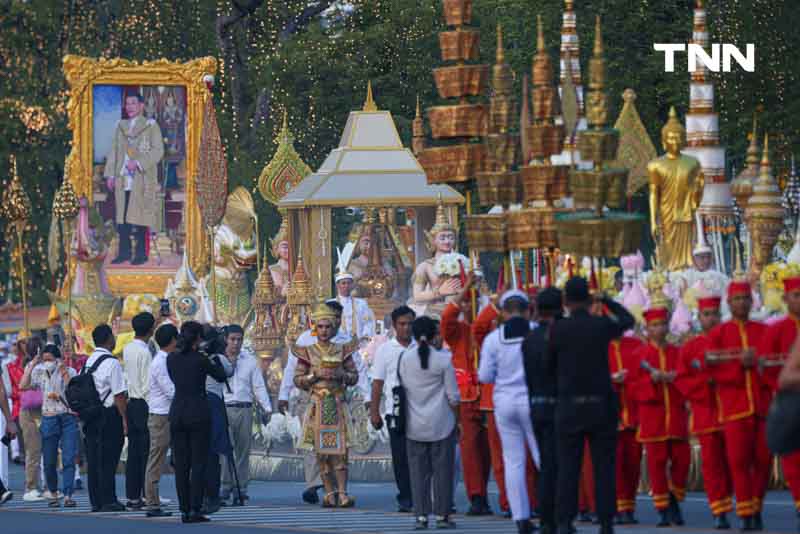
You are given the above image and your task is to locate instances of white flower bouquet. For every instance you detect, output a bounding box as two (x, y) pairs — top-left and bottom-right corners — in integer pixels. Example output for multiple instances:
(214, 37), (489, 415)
(433, 252), (471, 278)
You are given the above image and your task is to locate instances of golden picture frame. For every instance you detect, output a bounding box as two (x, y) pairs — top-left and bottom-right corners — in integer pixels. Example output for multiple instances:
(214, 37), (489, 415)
(62, 54), (217, 296)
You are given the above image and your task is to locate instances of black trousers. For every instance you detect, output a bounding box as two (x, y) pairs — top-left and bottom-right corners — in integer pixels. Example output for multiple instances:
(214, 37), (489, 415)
(533, 418), (558, 528)
(556, 401), (618, 527)
(171, 418), (211, 514)
(387, 416), (413, 508)
(125, 398), (150, 501)
(84, 407), (124, 509)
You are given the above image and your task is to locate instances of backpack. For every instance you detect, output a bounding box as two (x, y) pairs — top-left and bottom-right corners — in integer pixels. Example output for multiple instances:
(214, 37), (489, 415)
(66, 354), (113, 422)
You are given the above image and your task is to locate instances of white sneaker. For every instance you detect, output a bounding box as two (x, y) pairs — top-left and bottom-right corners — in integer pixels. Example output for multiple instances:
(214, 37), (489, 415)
(23, 490), (44, 502)
(159, 497), (171, 505)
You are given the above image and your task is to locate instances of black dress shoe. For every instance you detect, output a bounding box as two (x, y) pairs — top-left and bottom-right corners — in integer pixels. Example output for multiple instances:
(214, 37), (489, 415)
(190, 512), (211, 523)
(100, 501), (126, 512)
(205, 497), (221, 515)
(302, 486), (319, 504)
(181, 512), (192, 523)
(656, 510), (671, 527)
(146, 508), (173, 517)
(740, 516), (755, 531)
(111, 255), (130, 265)
(625, 512), (639, 525)
(130, 256), (148, 266)
(714, 513), (731, 530)
(668, 494), (685, 526)
(753, 512), (763, 531)
(517, 519), (534, 534)
(578, 512), (594, 523)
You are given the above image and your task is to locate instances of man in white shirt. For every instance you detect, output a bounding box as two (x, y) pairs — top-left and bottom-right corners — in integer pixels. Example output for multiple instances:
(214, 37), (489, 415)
(277, 301), (354, 505)
(85, 324), (128, 512)
(369, 305), (417, 512)
(144, 323), (177, 517)
(221, 324), (272, 504)
(335, 272), (376, 341)
(123, 312), (155, 509)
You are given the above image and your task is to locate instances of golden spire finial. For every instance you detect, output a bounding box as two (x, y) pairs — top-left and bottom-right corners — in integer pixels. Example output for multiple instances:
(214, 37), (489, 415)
(415, 95), (421, 119)
(537, 15), (545, 51)
(281, 108), (288, 130)
(593, 15), (603, 56)
(496, 23), (505, 63)
(696, 0), (704, 8)
(363, 81), (378, 112)
(745, 113), (760, 166)
(565, 0), (574, 11)
(761, 133), (770, 167)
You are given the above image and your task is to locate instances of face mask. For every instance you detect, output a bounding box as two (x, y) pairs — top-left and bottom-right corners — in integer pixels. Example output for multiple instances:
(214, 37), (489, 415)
(43, 361), (57, 373)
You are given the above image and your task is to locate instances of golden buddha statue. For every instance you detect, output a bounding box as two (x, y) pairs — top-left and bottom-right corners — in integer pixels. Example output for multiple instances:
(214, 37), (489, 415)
(647, 107), (704, 271)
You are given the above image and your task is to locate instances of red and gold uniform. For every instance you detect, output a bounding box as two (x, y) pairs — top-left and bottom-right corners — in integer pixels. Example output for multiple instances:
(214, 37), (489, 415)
(609, 336), (644, 515)
(761, 276), (800, 514)
(632, 307), (690, 512)
(706, 281), (771, 519)
(675, 296), (733, 517)
(472, 303), (536, 513)
(442, 302), (491, 506)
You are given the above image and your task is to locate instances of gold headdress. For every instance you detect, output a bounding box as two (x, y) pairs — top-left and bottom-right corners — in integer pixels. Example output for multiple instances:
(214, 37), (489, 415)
(661, 106), (686, 144)
(270, 217), (289, 258)
(425, 195), (457, 252)
(311, 302), (338, 323)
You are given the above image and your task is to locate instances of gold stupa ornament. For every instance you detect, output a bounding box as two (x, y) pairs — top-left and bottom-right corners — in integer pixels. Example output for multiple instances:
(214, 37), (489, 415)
(251, 259), (283, 359)
(412, 96), (426, 156)
(744, 134), (785, 275)
(284, 252), (314, 342)
(3, 155), (32, 336)
(418, 0), (488, 185)
(731, 114), (760, 211)
(612, 89), (657, 196)
(556, 17), (643, 259)
(257, 110), (312, 206)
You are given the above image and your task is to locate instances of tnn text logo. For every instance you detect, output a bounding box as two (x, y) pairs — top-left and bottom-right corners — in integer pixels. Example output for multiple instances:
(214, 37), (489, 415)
(653, 44), (755, 73)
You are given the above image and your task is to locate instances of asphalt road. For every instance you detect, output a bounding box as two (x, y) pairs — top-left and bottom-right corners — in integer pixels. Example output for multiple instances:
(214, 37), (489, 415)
(1, 462), (797, 533)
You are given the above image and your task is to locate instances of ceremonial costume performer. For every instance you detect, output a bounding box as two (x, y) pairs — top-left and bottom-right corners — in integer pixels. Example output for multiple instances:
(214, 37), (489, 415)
(647, 106), (704, 271)
(104, 92), (165, 265)
(473, 286), (537, 518)
(706, 279), (770, 531)
(761, 276), (800, 530)
(441, 278), (492, 515)
(278, 301), (353, 505)
(608, 334), (644, 525)
(479, 289), (540, 534)
(290, 304), (360, 508)
(632, 302), (690, 527)
(676, 295), (733, 529)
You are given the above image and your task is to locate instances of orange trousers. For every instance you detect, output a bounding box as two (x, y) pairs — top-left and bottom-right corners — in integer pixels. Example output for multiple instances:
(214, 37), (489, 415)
(722, 417), (772, 518)
(615, 429), (641, 513)
(487, 411), (536, 512)
(782, 450), (800, 512)
(697, 431), (733, 515)
(459, 401), (491, 499)
(579, 440), (595, 513)
(643, 439), (690, 511)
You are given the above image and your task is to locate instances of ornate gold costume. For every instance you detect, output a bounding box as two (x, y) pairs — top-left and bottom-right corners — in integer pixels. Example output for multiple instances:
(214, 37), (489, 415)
(647, 107), (704, 271)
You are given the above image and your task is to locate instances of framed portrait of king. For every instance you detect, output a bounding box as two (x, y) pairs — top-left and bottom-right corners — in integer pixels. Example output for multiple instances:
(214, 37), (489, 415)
(63, 55), (216, 295)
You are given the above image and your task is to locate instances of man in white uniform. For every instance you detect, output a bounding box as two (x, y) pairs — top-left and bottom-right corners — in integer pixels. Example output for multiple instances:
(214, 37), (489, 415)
(335, 271), (376, 342)
(479, 290), (541, 534)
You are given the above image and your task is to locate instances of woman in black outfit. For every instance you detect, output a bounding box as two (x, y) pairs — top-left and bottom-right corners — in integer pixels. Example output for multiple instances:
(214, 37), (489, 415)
(167, 321), (228, 523)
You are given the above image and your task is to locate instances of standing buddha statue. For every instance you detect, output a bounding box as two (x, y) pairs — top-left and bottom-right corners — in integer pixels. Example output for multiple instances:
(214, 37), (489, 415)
(647, 107), (705, 271)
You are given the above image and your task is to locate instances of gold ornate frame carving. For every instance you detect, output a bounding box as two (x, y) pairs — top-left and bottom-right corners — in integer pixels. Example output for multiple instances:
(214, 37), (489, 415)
(62, 55), (217, 295)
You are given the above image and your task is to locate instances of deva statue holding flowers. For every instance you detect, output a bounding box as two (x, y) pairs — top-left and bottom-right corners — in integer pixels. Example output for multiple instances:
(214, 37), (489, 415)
(410, 198), (470, 318)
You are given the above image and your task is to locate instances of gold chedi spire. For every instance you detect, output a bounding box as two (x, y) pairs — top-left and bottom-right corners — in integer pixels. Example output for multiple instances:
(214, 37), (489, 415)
(496, 23), (505, 63)
(759, 133), (771, 179)
(585, 16), (608, 129)
(363, 80), (378, 112)
(412, 95), (426, 155)
(537, 14), (545, 50)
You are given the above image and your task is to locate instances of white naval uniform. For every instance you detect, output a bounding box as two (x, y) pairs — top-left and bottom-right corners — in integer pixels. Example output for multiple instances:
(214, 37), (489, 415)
(336, 295), (376, 341)
(479, 320), (541, 522)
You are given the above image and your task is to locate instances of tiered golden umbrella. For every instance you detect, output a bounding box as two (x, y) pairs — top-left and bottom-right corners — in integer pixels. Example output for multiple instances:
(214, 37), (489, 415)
(53, 177), (80, 336)
(3, 155), (32, 336)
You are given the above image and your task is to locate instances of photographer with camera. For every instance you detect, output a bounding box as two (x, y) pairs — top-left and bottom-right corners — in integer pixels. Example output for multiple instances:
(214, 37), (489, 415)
(167, 321), (228, 523)
(200, 324), (235, 514)
(221, 325), (271, 505)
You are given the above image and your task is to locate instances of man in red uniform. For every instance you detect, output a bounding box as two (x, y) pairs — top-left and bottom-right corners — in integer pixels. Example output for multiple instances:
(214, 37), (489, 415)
(676, 296), (733, 529)
(761, 275), (800, 532)
(472, 292), (537, 518)
(442, 280), (492, 515)
(706, 280), (770, 531)
(632, 303), (690, 527)
(609, 334), (644, 525)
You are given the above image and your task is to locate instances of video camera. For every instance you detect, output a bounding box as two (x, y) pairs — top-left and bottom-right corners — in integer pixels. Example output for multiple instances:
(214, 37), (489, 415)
(199, 324), (228, 357)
